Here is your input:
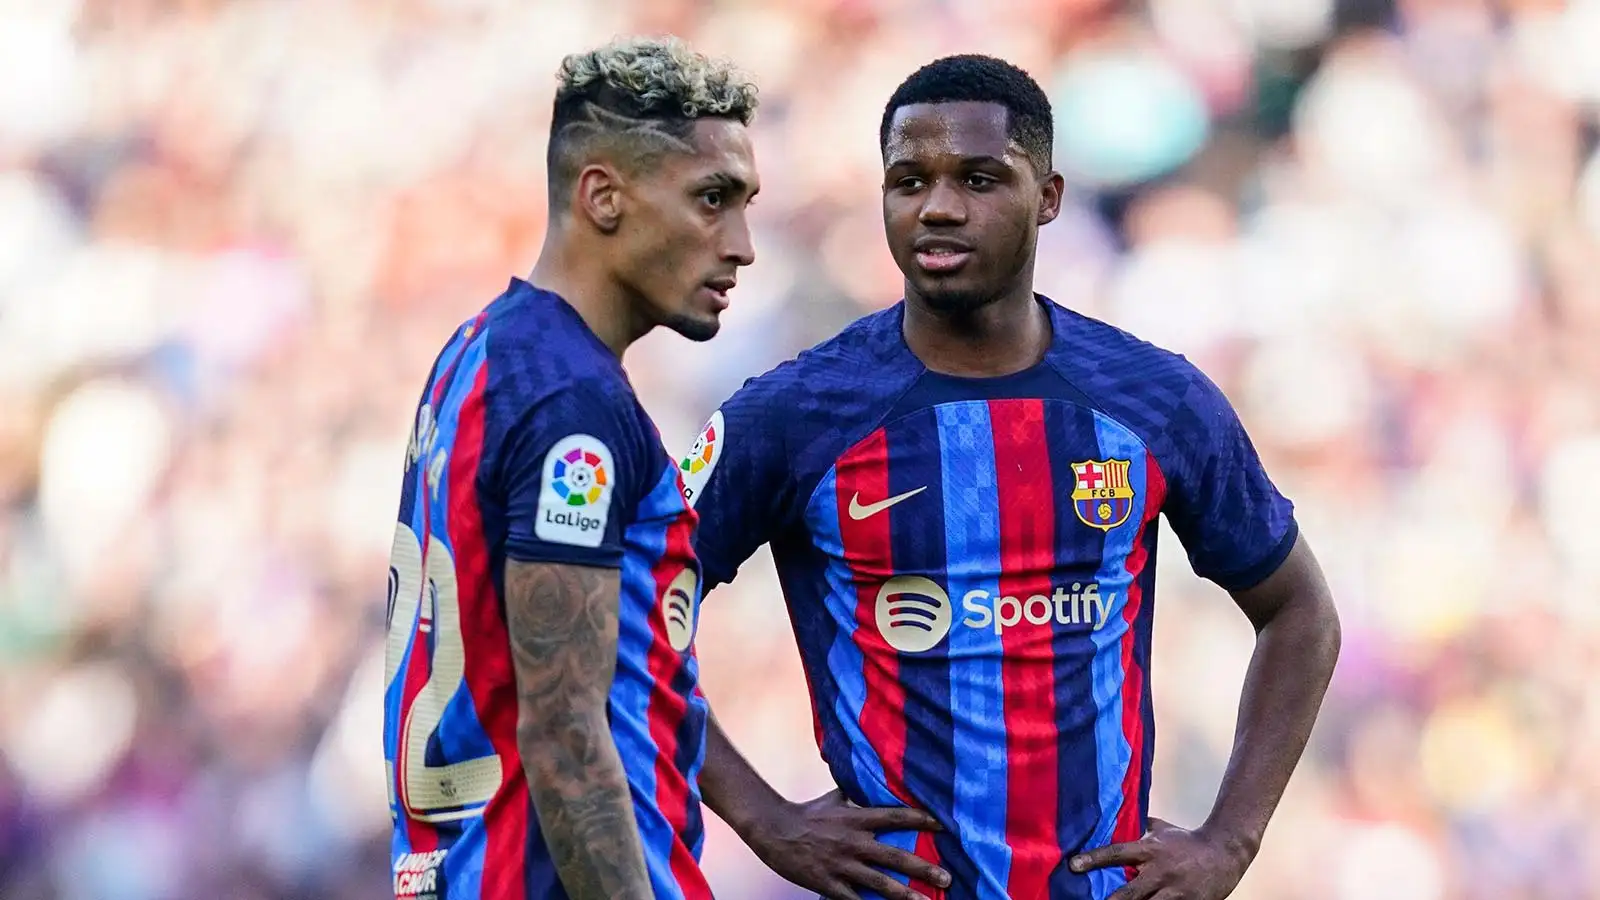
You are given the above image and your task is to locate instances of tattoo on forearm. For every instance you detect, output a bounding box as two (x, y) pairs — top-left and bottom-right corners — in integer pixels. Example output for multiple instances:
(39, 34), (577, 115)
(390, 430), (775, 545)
(506, 561), (651, 900)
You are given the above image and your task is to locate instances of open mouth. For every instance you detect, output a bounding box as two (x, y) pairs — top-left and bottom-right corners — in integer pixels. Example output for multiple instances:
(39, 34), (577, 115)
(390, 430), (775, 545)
(917, 249), (972, 273)
(914, 242), (974, 274)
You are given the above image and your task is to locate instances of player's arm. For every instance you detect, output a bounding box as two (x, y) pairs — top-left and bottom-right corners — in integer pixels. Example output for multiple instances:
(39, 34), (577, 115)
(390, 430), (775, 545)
(1072, 540), (1339, 900)
(679, 392), (949, 900)
(506, 559), (653, 900)
(494, 383), (654, 899)
(1201, 534), (1339, 862)
(1072, 371), (1341, 900)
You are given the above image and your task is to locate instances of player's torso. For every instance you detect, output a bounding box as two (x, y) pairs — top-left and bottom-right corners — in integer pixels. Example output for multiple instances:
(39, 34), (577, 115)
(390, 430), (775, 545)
(778, 365), (1167, 899)
(383, 288), (710, 900)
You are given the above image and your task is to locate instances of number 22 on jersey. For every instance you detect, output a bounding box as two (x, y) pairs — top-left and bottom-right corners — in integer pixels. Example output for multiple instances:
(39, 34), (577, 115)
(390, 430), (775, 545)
(386, 519), (502, 823)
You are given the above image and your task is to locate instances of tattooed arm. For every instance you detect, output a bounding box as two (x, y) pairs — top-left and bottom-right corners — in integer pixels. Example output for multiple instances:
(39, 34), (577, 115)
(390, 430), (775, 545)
(506, 559), (652, 900)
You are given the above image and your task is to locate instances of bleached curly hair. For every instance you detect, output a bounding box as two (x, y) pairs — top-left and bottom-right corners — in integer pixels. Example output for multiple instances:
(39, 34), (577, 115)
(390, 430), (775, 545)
(547, 36), (759, 203)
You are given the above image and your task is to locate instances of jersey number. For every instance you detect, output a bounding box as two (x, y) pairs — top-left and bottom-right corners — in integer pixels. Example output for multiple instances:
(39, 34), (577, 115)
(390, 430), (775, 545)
(385, 521), (502, 822)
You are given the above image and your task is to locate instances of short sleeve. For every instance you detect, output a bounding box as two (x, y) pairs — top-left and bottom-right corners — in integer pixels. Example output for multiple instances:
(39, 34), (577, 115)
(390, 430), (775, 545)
(678, 378), (794, 590)
(497, 382), (643, 569)
(1160, 369), (1298, 592)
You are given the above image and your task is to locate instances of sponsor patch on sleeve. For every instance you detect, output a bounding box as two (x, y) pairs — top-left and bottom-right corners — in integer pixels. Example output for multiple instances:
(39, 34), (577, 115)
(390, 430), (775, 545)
(676, 410), (724, 508)
(535, 434), (616, 547)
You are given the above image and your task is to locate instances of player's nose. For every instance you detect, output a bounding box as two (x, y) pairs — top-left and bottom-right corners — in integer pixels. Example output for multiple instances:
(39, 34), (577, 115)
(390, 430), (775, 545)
(720, 215), (756, 267)
(918, 178), (967, 226)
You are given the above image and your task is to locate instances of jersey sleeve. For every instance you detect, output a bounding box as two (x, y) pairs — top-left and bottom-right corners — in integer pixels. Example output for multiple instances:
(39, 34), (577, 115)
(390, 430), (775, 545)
(1159, 368), (1298, 592)
(496, 381), (643, 569)
(678, 377), (794, 590)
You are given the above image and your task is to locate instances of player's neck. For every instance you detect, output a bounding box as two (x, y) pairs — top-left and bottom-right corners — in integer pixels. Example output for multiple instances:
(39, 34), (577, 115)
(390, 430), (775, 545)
(902, 286), (1050, 378)
(528, 235), (643, 359)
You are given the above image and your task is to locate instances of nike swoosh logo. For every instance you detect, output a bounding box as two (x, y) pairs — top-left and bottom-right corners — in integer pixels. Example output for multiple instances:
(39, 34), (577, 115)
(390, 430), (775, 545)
(848, 486), (927, 520)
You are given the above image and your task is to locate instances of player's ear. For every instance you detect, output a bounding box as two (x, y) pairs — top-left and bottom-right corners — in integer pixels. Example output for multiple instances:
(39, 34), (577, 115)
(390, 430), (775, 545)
(575, 163), (624, 234)
(1038, 170), (1064, 227)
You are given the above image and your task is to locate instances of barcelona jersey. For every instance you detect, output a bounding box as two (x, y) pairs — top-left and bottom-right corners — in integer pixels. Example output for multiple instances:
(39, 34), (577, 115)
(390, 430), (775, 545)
(384, 279), (711, 900)
(682, 296), (1297, 900)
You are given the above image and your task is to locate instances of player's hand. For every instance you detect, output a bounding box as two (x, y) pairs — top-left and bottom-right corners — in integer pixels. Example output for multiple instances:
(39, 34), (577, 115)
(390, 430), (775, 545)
(1069, 817), (1251, 900)
(741, 788), (951, 900)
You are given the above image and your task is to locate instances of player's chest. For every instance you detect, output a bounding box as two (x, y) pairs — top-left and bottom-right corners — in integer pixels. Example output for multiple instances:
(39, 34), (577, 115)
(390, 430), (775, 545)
(801, 400), (1158, 653)
(803, 399), (1159, 590)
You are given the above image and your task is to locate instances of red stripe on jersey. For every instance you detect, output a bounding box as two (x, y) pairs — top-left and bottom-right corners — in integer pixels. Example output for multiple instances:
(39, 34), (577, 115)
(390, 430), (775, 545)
(448, 362), (527, 899)
(907, 829), (946, 900)
(1112, 456), (1167, 876)
(988, 399), (1061, 897)
(645, 504), (713, 899)
(833, 429), (912, 804)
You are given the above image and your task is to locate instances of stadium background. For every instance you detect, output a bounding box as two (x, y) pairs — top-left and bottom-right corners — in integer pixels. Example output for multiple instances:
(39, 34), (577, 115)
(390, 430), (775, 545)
(1, 0), (1598, 897)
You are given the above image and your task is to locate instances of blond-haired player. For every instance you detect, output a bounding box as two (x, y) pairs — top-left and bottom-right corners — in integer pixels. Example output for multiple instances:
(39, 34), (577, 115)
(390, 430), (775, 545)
(382, 37), (758, 900)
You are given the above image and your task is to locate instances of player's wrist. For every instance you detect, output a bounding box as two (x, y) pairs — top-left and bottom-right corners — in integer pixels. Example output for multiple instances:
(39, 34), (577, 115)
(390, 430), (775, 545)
(726, 793), (797, 844)
(1194, 819), (1260, 873)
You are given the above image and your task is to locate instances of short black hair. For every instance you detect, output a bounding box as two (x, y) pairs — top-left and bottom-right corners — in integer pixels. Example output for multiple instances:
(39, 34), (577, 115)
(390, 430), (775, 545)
(546, 37), (758, 210)
(879, 54), (1054, 175)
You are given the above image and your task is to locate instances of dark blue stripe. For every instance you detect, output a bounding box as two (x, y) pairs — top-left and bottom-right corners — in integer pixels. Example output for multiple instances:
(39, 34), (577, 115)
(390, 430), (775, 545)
(1133, 520), (1160, 830)
(1046, 402), (1105, 900)
(880, 409), (976, 898)
(772, 538), (853, 789)
(525, 802), (567, 899)
(670, 662), (707, 855)
(800, 466), (882, 807)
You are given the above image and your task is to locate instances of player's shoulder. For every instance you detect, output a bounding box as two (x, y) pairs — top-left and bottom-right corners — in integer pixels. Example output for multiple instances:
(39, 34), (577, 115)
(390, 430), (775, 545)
(1043, 299), (1220, 436)
(731, 303), (913, 411)
(475, 279), (635, 408)
(698, 304), (917, 484)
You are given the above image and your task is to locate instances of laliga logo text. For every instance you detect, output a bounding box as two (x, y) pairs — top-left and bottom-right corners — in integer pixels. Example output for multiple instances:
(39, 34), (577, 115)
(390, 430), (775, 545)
(542, 507), (603, 533)
(874, 575), (1119, 652)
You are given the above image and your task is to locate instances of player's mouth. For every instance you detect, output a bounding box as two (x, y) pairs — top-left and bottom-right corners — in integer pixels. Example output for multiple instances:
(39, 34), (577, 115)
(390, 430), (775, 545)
(701, 275), (736, 311)
(912, 236), (974, 274)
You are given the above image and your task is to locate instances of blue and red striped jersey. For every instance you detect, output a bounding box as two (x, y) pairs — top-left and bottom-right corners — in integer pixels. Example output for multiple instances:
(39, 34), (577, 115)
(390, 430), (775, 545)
(681, 296), (1297, 900)
(384, 279), (712, 900)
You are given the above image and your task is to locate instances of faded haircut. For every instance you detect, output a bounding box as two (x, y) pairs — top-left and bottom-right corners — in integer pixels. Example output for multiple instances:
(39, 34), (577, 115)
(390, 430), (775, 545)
(546, 36), (759, 209)
(881, 54), (1054, 176)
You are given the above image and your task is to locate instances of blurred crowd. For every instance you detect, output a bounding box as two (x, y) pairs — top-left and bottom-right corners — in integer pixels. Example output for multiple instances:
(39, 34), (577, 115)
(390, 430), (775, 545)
(1, 0), (1598, 898)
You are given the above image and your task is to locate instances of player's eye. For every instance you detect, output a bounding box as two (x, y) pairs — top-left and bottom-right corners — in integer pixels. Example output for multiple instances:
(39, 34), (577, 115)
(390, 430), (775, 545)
(895, 176), (927, 191)
(700, 189), (725, 210)
(964, 173), (998, 189)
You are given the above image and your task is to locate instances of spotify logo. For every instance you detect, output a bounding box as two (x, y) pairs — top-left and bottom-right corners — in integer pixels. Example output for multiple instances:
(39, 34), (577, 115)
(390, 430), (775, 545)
(874, 575), (953, 654)
(662, 568), (699, 652)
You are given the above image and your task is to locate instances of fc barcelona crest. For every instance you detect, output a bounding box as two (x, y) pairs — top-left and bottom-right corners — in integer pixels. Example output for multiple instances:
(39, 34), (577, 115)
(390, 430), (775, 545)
(1071, 459), (1135, 531)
